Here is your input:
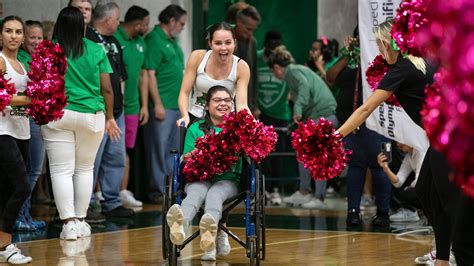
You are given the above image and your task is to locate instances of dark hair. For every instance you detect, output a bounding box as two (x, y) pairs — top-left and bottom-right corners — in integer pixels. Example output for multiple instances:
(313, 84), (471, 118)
(124, 5), (149, 23)
(199, 85), (232, 134)
(25, 20), (43, 30)
(263, 30), (282, 58)
(206, 21), (235, 42)
(158, 4), (186, 24)
(53, 7), (84, 59)
(236, 6), (261, 23)
(1, 16), (25, 32)
(310, 38), (339, 64)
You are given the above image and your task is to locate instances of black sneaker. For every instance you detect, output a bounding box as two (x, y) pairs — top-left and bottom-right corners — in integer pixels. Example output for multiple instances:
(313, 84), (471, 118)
(372, 212), (390, 227)
(346, 209), (361, 226)
(103, 206), (135, 217)
(85, 208), (106, 223)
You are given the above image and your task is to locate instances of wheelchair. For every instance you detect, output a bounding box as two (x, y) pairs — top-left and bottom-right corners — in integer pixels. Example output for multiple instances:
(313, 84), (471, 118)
(162, 124), (266, 265)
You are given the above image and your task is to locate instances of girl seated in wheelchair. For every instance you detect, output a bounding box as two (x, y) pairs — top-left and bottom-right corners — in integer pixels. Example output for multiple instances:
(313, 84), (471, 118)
(166, 85), (242, 261)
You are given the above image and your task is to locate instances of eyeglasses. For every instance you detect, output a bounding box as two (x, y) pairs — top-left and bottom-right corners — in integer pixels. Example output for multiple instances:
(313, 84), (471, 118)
(210, 97), (233, 104)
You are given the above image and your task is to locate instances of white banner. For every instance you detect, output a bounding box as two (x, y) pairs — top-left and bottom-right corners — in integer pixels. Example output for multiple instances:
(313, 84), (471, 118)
(358, 0), (429, 152)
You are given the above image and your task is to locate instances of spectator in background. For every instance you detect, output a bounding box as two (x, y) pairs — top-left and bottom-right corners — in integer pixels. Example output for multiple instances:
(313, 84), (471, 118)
(41, 20), (55, 41)
(257, 30), (291, 205)
(231, 5), (261, 117)
(86, 1), (133, 218)
(114, 5), (150, 207)
(144, 4), (187, 203)
(68, 0), (93, 26)
(268, 46), (337, 209)
(14, 20), (47, 232)
(326, 31), (391, 227)
(377, 142), (426, 222)
(306, 38), (339, 83)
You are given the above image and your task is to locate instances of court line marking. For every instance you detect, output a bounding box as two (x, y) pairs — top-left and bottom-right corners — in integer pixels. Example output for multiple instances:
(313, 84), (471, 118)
(179, 233), (353, 260)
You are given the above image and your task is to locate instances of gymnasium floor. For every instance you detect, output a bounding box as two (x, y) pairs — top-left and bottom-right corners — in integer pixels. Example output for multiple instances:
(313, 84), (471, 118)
(8, 195), (433, 265)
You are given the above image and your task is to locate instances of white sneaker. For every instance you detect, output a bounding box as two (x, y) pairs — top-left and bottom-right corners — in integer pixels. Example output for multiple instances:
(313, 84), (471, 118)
(60, 237), (91, 257)
(282, 191), (312, 206)
(95, 191), (105, 201)
(200, 249), (216, 261)
(216, 230), (231, 256)
(0, 244), (33, 264)
(414, 250), (436, 264)
(199, 213), (218, 252)
(270, 189), (282, 206)
(166, 204), (186, 245)
(390, 208), (420, 222)
(75, 219), (91, 238)
(60, 221), (77, 241)
(301, 198), (327, 209)
(120, 190), (143, 207)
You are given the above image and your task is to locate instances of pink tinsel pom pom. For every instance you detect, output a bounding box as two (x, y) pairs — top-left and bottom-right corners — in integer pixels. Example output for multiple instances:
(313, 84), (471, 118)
(391, 0), (428, 57)
(26, 40), (68, 125)
(291, 118), (351, 181)
(183, 109), (278, 182)
(366, 55), (401, 107)
(0, 74), (17, 111)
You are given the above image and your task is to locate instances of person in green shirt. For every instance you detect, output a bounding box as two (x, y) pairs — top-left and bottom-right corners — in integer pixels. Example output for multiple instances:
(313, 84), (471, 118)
(41, 7), (120, 241)
(143, 4), (186, 202)
(114, 5), (150, 208)
(166, 85), (241, 261)
(15, 20), (47, 232)
(268, 45), (338, 210)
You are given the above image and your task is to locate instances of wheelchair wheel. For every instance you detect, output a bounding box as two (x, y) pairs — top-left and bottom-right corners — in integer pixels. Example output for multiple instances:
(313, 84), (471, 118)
(253, 169), (263, 264)
(259, 172), (266, 260)
(162, 174), (171, 259)
(249, 238), (259, 266)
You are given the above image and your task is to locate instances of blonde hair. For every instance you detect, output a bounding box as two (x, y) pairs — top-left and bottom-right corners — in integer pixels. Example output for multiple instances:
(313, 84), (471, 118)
(374, 20), (427, 74)
(267, 45), (295, 68)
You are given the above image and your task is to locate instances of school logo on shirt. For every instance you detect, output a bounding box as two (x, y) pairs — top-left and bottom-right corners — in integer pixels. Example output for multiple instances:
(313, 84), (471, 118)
(136, 44), (144, 53)
(258, 69), (286, 108)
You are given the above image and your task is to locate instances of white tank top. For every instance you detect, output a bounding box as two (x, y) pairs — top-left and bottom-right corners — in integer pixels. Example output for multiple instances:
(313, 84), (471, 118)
(188, 50), (239, 118)
(0, 52), (30, 140)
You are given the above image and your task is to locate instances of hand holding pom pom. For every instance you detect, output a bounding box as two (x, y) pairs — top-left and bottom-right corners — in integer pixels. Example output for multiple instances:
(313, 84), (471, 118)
(0, 73), (17, 111)
(291, 118), (351, 181)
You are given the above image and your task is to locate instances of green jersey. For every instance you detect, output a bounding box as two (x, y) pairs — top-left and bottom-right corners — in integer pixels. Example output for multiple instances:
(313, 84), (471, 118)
(144, 26), (184, 110)
(184, 120), (242, 184)
(64, 38), (113, 114)
(257, 49), (291, 121)
(284, 64), (336, 120)
(114, 26), (147, 115)
(17, 49), (31, 72)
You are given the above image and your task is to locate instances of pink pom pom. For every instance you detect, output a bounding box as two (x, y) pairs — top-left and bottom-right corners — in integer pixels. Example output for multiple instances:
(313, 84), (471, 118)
(0, 73), (17, 111)
(222, 109), (278, 163)
(366, 55), (401, 106)
(417, 0), (474, 197)
(291, 118), (351, 181)
(391, 0), (428, 57)
(26, 40), (68, 125)
(182, 109), (278, 182)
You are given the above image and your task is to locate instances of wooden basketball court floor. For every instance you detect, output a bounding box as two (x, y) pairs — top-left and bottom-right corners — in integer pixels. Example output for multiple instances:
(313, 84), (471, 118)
(6, 202), (433, 265)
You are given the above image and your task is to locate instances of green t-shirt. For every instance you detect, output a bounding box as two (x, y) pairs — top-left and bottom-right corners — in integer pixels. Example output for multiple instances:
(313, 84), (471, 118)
(257, 49), (291, 121)
(184, 120), (242, 184)
(114, 26), (147, 115)
(17, 49), (31, 71)
(65, 38), (113, 114)
(284, 64), (337, 120)
(144, 26), (184, 110)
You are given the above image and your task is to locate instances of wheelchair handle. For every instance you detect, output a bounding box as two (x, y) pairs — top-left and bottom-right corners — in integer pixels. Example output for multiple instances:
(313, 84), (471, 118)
(179, 122), (187, 154)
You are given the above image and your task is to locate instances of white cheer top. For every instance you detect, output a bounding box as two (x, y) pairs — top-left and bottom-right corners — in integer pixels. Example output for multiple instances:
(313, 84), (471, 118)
(0, 52), (30, 140)
(188, 50), (239, 118)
